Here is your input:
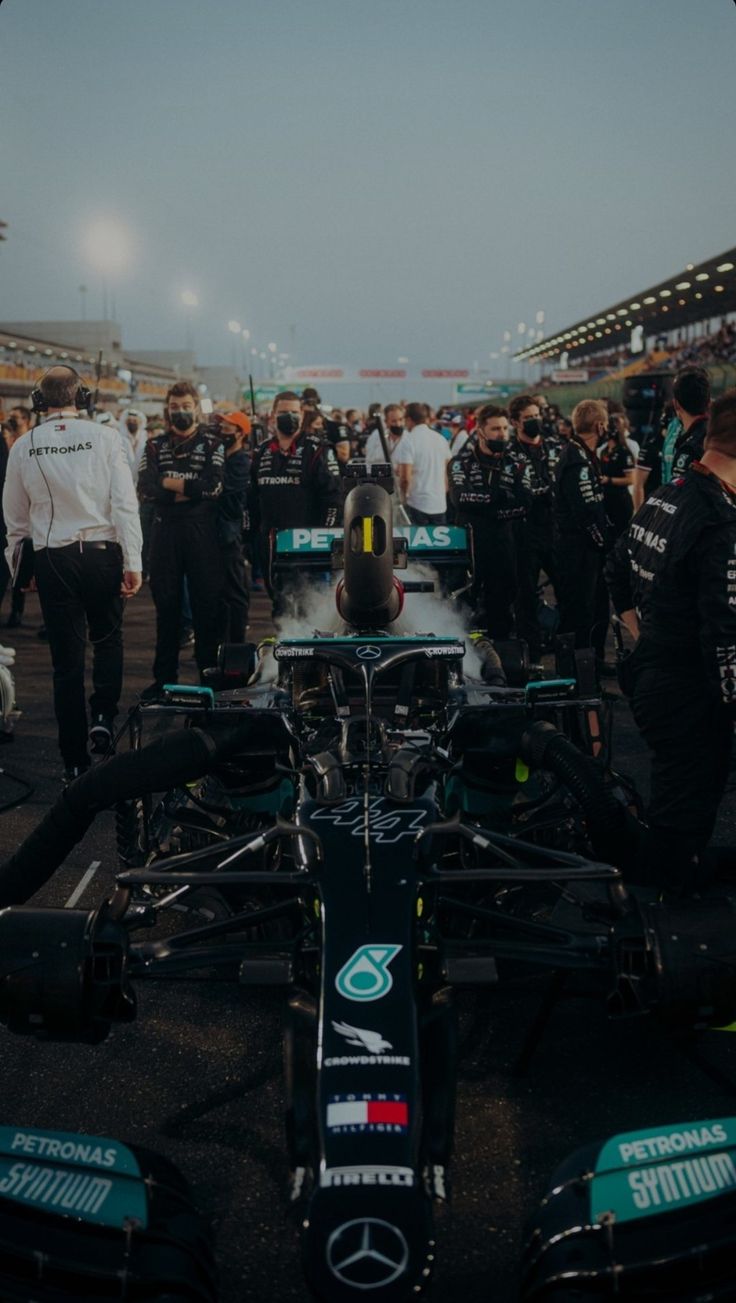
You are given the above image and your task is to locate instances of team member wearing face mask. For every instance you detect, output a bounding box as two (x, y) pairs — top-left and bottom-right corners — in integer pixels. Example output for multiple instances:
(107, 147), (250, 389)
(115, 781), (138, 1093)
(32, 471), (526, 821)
(215, 411), (251, 643)
(138, 381), (225, 697)
(449, 405), (529, 637)
(508, 394), (558, 664)
(249, 391), (342, 614)
(555, 399), (612, 668)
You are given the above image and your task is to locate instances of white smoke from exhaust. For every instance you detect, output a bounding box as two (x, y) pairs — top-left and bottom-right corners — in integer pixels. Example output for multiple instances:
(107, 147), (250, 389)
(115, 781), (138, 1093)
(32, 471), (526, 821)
(271, 563), (485, 681)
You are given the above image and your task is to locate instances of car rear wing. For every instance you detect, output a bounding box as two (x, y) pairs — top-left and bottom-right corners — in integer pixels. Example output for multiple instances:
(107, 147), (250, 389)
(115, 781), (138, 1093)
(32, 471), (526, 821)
(272, 524), (472, 573)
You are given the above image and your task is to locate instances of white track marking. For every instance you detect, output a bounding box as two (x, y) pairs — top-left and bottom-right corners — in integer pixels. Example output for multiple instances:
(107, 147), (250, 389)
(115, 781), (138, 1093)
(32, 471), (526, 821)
(64, 860), (101, 908)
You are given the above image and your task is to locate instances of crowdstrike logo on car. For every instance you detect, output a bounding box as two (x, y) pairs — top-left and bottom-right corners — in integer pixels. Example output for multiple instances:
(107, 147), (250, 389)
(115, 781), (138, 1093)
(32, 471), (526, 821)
(324, 1019), (410, 1067)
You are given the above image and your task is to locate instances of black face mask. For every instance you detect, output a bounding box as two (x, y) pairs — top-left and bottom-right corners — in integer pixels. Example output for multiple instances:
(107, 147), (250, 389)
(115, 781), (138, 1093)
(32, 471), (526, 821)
(480, 437), (507, 453)
(522, 418), (542, 439)
(170, 410), (195, 433)
(389, 423), (404, 437)
(276, 412), (300, 438)
(126, 419), (139, 434)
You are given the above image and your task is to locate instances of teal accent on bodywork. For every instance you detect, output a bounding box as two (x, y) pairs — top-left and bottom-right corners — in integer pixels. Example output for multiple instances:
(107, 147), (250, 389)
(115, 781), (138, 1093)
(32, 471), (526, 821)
(162, 683), (215, 706)
(590, 1117), (736, 1224)
(228, 778), (295, 816)
(0, 1127), (148, 1230)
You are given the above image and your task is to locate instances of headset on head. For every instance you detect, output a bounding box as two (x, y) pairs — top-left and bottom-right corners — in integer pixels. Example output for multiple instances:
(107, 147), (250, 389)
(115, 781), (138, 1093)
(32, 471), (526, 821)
(31, 365), (93, 415)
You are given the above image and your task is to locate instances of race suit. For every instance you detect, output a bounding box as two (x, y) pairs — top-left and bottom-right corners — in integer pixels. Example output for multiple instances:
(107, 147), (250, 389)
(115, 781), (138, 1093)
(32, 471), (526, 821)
(249, 432), (342, 610)
(448, 441), (528, 638)
(138, 427), (224, 684)
(508, 437), (557, 661)
(606, 464), (736, 892)
(670, 414), (707, 480)
(554, 436), (611, 660)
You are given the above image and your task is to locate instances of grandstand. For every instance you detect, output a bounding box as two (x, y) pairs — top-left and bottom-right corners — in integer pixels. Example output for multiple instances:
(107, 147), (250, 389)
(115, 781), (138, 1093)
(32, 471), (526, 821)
(516, 245), (736, 410)
(0, 321), (186, 410)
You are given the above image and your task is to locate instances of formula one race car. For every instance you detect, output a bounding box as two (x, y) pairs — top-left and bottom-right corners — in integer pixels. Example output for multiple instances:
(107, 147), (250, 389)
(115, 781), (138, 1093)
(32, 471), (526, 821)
(1, 467), (736, 1301)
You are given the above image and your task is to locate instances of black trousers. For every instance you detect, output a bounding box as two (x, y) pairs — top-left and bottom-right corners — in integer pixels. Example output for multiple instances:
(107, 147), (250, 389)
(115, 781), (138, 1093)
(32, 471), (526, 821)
(35, 543), (124, 768)
(149, 513), (223, 684)
(474, 526), (517, 639)
(217, 541), (250, 644)
(630, 663), (733, 894)
(556, 541), (609, 660)
(514, 522), (556, 661)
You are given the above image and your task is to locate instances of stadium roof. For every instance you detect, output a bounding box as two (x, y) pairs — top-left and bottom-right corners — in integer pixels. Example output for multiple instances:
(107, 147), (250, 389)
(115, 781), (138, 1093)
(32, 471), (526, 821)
(516, 245), (736, 363)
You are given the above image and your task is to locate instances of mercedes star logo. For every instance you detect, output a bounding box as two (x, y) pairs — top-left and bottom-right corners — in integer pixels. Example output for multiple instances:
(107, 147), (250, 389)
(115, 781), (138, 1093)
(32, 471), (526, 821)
(326, 1218), (409, 1290)
(356, 645), (382, 661)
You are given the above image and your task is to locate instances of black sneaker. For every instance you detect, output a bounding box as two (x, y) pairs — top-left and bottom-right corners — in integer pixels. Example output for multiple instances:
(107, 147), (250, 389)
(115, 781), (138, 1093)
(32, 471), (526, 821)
(140, 681), (164, 702)
(89, 713), (114, 754)
(63, 763), (90, 788)
(179, 625), (195, 649)
(5, 612), (22, 629)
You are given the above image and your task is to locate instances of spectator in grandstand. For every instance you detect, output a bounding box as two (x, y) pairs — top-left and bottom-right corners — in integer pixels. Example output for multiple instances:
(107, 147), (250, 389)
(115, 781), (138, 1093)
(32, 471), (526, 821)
(395, 401), (451, 524)
(633, 366), (710, 509)
(138, 380), (225, 697)
(364, 404), (405, 468)
(555, 399), (611, 670)
(508, 394), (557, 665)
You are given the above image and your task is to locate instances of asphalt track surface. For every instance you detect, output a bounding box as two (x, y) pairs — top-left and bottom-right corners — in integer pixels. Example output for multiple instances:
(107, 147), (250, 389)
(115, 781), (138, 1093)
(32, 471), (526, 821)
(1, 587), (736, 1302)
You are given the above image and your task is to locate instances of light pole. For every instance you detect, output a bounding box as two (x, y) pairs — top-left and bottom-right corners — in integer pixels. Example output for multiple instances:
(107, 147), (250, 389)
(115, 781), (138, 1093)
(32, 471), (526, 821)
(84, 218), (131, 320)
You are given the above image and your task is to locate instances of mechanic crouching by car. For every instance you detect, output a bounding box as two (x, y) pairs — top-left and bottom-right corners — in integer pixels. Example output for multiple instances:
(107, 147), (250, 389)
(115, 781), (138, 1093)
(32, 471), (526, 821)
(449, 404), (528, 638)
(554, 399), (612, 671)
(137, 381), (224, 697)
(249, 390), (342, 616)
(606, 387), (736, 896)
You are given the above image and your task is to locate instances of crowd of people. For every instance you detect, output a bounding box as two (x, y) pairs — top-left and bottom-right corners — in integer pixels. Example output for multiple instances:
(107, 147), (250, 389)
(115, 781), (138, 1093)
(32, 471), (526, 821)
(0, 362), (729, 833)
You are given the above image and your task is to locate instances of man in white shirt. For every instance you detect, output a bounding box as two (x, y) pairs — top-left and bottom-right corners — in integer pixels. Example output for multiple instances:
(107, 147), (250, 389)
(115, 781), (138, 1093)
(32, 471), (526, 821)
(3, 366), (142, 783)
(364, 403), (405, 468)
(395, 402), (451, 523)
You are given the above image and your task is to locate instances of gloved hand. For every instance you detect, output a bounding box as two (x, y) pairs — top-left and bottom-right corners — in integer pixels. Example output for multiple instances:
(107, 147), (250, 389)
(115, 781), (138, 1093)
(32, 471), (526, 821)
(0, 645), (17, 668)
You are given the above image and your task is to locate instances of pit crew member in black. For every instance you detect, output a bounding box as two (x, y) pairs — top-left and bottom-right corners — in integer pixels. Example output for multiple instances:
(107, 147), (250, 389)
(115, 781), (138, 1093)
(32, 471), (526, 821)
(448, 405), (528, 638)
(606, 388), (736, 896)
(215, 410), (251, 643)
(508, 394), (557, 663)
(599, 414), (635, 538)
(138, 380), (224, 694)
(249, 391), (342, 612)
(555, 399), (611, 664)
(2, 366), (142, 782)
(633, 366), (710, 509)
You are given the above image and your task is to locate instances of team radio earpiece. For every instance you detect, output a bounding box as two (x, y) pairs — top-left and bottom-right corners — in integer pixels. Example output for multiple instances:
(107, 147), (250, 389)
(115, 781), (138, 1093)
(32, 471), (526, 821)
(31, 365), (93, 415)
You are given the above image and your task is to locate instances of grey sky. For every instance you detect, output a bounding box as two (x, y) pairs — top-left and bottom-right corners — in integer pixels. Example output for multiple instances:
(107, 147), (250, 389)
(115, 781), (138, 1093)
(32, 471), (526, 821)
(1, 0), (734, 387)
